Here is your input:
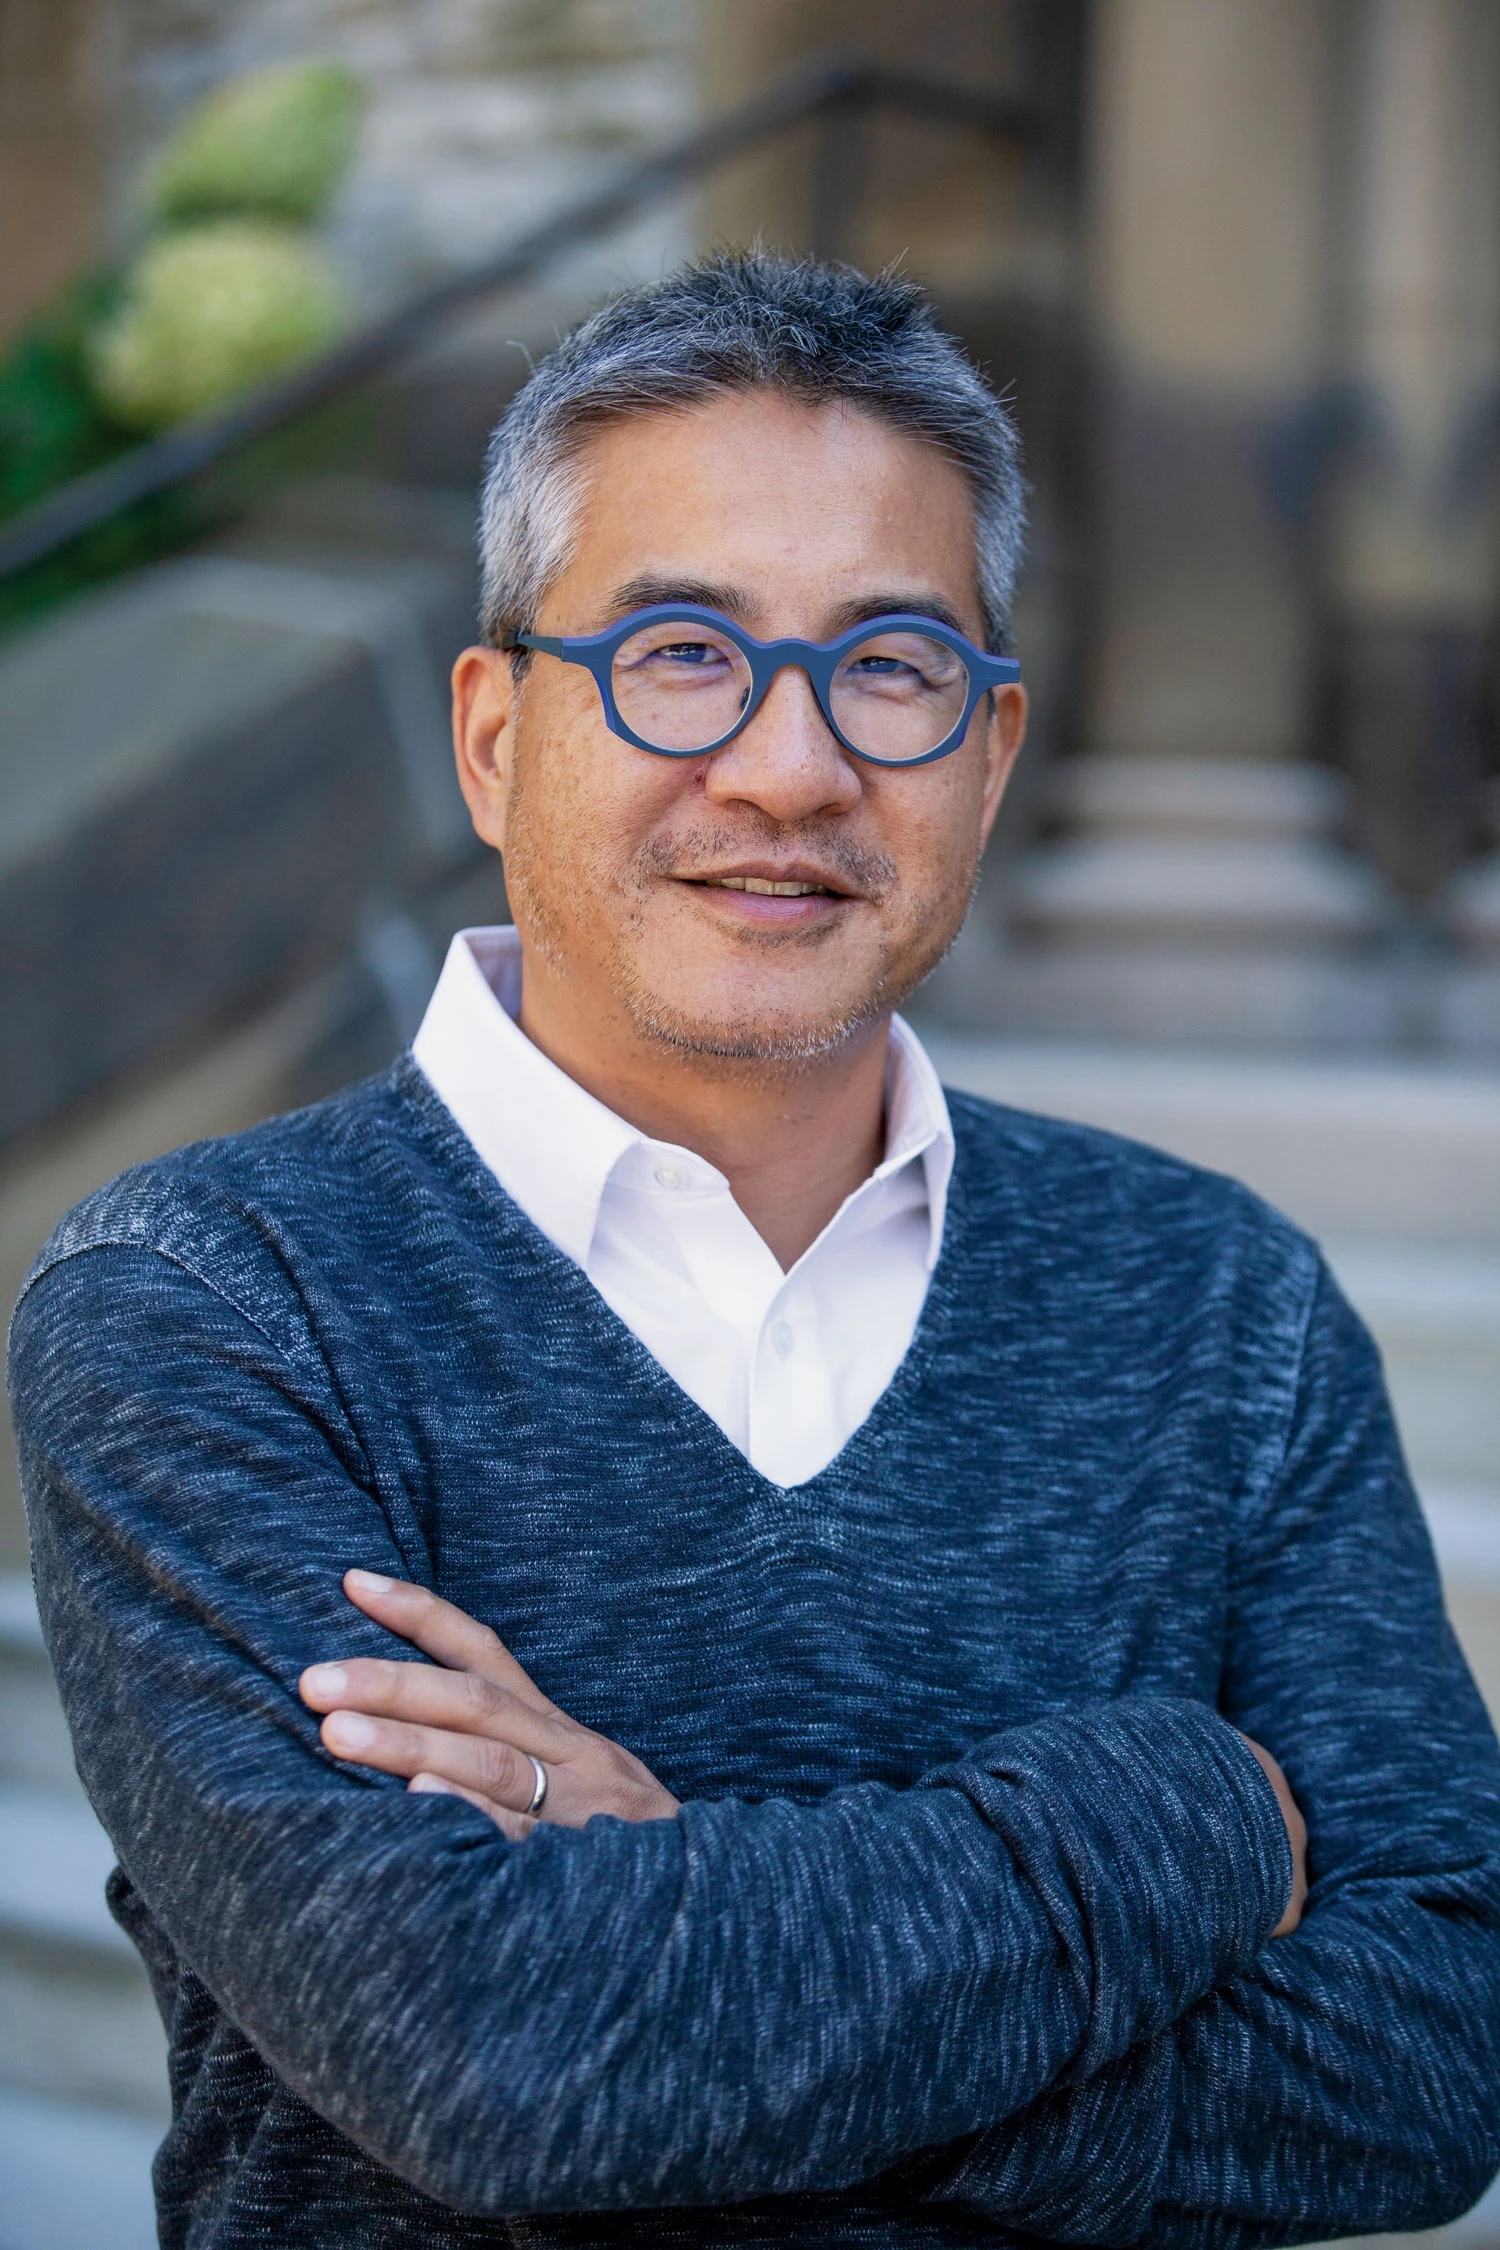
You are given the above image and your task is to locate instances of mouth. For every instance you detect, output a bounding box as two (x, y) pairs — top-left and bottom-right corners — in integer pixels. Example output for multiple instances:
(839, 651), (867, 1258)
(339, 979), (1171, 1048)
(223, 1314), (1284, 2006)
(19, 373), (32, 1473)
(703, 875), (835, 897)
(676, 864), (856, 925)
(682, 860), (855, 900)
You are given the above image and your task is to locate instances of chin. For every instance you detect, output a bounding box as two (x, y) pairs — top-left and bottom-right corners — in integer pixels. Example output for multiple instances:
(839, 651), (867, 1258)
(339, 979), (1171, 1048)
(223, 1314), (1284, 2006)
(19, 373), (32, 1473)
(618, 972), (890, 1064)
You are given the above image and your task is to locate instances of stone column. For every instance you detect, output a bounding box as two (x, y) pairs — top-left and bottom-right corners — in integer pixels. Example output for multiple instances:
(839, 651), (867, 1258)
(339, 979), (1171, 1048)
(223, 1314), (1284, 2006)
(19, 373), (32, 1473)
(996, 0), (1391, 1049)
(1330, 0), (1500, 895)
(0, 0), (114, 343)
(1319, 1), (1500, 1056)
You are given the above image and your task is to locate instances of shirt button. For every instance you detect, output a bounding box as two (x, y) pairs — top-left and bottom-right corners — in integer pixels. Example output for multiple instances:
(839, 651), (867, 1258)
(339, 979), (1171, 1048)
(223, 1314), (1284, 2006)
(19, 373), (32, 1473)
(654, 1164), (686, 1190)
(769, 1319), (795, 1360)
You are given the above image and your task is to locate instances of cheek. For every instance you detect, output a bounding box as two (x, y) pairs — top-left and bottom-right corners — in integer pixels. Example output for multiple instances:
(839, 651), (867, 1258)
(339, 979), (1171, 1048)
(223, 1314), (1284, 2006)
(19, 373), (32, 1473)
(510, 695), (692, 883)
(878, 760), (988, 905)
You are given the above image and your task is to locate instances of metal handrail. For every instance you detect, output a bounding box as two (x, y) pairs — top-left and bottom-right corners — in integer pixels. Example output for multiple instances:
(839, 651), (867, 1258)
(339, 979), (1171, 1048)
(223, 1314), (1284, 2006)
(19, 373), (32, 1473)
(0, 55), (1039, 585)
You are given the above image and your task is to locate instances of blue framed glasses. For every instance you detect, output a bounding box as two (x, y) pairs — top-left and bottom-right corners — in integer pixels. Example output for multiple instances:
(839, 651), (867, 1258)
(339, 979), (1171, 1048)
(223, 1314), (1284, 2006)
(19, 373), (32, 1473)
(497, 603), (1020, 767)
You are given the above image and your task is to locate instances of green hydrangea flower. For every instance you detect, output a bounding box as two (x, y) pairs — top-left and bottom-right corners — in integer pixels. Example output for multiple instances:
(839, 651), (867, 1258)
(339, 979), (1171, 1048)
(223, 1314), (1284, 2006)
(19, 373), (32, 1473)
(149, 61), (365, 225)
(90, 221), (348, 431)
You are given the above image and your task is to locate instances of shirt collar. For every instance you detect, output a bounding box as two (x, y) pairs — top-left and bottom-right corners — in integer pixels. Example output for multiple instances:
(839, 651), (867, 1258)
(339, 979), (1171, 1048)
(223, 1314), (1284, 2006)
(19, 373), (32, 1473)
(881, 1011), (954, 1272)
(411, 926), (954, 1272)
(411, 927), (639, 1269)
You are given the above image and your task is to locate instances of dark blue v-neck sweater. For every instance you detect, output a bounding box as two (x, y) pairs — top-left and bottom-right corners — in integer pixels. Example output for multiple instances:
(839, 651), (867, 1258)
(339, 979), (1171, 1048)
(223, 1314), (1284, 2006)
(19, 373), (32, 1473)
(9, 1057), (1500, 2250)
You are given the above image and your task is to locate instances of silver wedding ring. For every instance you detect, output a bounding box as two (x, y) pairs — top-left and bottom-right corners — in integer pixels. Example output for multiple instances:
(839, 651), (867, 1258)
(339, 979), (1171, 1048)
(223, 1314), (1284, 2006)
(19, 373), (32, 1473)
(523, 1755), (548, 1817)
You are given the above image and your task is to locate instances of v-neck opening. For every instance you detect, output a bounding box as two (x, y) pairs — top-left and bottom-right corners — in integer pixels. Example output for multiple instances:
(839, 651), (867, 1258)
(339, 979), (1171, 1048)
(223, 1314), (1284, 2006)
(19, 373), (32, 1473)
(387, 1051), (971, 1500)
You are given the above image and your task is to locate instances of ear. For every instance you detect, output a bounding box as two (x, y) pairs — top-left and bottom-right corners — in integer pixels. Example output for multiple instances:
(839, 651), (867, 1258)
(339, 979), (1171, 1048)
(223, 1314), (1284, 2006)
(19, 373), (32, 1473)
(977, 682), (1027, 850)
(451, 646), (519, 854)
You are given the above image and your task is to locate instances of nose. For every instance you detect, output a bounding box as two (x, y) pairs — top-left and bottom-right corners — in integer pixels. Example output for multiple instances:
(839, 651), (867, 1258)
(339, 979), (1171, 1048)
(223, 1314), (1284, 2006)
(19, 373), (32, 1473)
(702, 660), (863, 821)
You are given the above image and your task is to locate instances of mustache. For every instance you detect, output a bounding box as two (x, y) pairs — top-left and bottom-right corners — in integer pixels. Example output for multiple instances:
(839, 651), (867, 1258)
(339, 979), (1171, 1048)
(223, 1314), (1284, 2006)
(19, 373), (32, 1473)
(632, 820), (898, 898)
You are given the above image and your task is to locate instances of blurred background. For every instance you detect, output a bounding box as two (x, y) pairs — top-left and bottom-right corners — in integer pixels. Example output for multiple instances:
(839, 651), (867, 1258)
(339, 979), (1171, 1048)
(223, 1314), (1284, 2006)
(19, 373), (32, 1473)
(0, 3), (1498, 2246)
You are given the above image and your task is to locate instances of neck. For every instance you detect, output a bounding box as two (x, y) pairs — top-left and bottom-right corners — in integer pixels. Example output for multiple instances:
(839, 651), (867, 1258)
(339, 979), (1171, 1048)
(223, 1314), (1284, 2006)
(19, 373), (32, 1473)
(515, 948), (890, 1271)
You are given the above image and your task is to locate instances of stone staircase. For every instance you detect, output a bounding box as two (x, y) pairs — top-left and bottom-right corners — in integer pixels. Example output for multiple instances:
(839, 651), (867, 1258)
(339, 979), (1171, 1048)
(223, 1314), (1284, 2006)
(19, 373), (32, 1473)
(0, 1580), (164, 2250)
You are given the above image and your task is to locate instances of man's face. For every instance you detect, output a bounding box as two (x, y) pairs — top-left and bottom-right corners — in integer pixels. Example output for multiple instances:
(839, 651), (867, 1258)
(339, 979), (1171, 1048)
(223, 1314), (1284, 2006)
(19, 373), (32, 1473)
(454, 387), (1026, 1062)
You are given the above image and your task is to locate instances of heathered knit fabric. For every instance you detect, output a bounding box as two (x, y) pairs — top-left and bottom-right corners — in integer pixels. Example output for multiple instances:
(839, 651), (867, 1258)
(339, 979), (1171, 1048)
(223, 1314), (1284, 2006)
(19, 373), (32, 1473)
(9, 1057), (1500, 2250)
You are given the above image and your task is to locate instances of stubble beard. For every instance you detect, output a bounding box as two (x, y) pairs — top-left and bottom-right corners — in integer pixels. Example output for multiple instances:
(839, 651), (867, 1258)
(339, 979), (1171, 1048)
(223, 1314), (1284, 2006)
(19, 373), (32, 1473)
(504, 789), (980, 1069)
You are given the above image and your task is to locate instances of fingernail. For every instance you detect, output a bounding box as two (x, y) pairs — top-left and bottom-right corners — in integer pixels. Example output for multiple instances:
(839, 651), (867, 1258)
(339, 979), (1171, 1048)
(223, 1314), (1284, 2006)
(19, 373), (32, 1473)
(409, 1773), (453, 1795)
(347, 1570), (394, 1595)
(325, 1712), (377, 1750)
(303, 1665), (348, 1697)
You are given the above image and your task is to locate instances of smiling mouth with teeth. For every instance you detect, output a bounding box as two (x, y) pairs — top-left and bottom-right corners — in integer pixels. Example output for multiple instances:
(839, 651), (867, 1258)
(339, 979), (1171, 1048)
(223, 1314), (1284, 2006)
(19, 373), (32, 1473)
(703, 877), (834, 896)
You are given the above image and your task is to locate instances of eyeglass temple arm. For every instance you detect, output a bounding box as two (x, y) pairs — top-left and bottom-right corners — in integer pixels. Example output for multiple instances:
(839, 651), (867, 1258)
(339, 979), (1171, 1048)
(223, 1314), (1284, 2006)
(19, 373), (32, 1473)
(495, 627), (566, 655)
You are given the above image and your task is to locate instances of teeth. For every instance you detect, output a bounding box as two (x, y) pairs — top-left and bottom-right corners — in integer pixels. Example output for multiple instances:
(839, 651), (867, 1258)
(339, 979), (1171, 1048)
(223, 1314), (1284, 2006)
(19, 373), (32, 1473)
(713, 877), (826, 896)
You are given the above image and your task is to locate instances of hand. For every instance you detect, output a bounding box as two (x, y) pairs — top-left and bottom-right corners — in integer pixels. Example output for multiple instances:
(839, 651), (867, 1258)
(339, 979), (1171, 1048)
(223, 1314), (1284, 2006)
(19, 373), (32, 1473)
(299, 1570), (680, 1841)
(1240, 1734), (1308, 1935)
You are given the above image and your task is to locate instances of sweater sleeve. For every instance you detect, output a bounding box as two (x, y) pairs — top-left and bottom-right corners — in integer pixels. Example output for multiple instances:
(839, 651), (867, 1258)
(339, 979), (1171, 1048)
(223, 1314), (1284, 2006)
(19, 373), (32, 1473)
(8, 1237), (1293, 2219)
(905, 1260), (1500, 2246)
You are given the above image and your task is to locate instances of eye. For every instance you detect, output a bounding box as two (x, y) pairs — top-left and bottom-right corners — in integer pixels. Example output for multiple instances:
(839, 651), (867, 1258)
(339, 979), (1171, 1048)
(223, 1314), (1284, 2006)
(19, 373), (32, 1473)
(626, 635), (737, 672)
(846, 629), (966, 686)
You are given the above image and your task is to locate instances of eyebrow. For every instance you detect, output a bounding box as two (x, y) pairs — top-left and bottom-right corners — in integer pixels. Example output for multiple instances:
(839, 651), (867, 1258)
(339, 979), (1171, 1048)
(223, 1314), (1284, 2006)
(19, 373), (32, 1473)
(605, 573), (747, 621)
(821, 591), (970, 638)
(604, 575), (974, 641)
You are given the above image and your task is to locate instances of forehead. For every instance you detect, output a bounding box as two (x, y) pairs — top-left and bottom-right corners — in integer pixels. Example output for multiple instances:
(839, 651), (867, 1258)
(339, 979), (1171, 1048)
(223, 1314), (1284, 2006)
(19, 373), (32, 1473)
(559, 389), (983, 625)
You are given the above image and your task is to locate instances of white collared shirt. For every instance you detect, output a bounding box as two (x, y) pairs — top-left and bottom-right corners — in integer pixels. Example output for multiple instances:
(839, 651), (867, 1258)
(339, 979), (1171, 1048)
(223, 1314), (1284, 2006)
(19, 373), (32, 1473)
(411, 927), (954, 1488)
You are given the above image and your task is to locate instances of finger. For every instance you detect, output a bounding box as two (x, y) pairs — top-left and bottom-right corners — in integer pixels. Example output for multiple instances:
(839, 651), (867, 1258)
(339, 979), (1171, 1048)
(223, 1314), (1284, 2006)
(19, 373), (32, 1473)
(408, 1771), (536, 1843)
(318, 1707), (544, 1812)
(341, 1571), (552, 1707)
(1241, 1733), (1308, 1936)
(299, 1656), (573, 1759)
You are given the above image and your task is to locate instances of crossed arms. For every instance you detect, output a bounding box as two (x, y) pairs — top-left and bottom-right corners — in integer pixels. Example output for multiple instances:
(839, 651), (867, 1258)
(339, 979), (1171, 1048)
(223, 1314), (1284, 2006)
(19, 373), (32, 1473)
(11, 1238), (1500, 2241)
(298, 1568), (1308, 1927)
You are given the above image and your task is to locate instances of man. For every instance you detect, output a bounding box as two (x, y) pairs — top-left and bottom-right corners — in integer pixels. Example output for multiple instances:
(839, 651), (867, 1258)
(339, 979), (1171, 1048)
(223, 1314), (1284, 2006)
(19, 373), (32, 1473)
(9, 252), (1500, 2250)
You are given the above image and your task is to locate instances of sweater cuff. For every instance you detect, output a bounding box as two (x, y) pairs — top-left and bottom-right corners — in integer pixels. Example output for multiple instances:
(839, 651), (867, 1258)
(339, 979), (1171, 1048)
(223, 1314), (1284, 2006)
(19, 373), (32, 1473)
(920, 1697), (1291, 2075)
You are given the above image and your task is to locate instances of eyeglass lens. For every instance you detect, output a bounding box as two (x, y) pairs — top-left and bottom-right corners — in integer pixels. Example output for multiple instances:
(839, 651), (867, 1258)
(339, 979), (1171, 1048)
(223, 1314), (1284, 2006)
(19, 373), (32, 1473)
(609, 620), (972, 761)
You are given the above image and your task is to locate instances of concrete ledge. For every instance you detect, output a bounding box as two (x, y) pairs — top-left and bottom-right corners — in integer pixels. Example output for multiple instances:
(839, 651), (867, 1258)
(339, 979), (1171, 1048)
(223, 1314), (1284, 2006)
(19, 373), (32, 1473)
(0, 1922), (167, 2121)
(0, 1793), (130, 1954)
(0, 549), (472, 1155)
(926, 1036), (1500, 1247)
(0, 1573), (43, 1652)
(0, 2087), (160, 2250)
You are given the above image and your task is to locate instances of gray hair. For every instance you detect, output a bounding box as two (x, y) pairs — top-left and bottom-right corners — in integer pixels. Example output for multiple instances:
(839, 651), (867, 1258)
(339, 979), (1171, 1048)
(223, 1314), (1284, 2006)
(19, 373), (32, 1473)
(477, 248), (1025, 655)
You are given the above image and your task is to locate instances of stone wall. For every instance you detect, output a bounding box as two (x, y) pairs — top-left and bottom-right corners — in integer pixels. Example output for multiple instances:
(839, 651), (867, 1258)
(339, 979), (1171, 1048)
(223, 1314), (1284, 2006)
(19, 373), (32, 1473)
(114, 0), (699, 301)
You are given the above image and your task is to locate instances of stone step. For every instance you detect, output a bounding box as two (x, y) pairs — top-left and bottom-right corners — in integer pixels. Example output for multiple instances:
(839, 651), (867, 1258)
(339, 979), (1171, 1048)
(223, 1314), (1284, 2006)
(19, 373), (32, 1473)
(0, 2085), (160, 2250)
(925, 1035), (1500, 1248)
(0, 1591), (169, 2123)
(1322, 1239), (1500, 1500)
(0, 1576), (84, 1800)
(0, 1792), (129, 1956)
(0, 1784), (168, 2121)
